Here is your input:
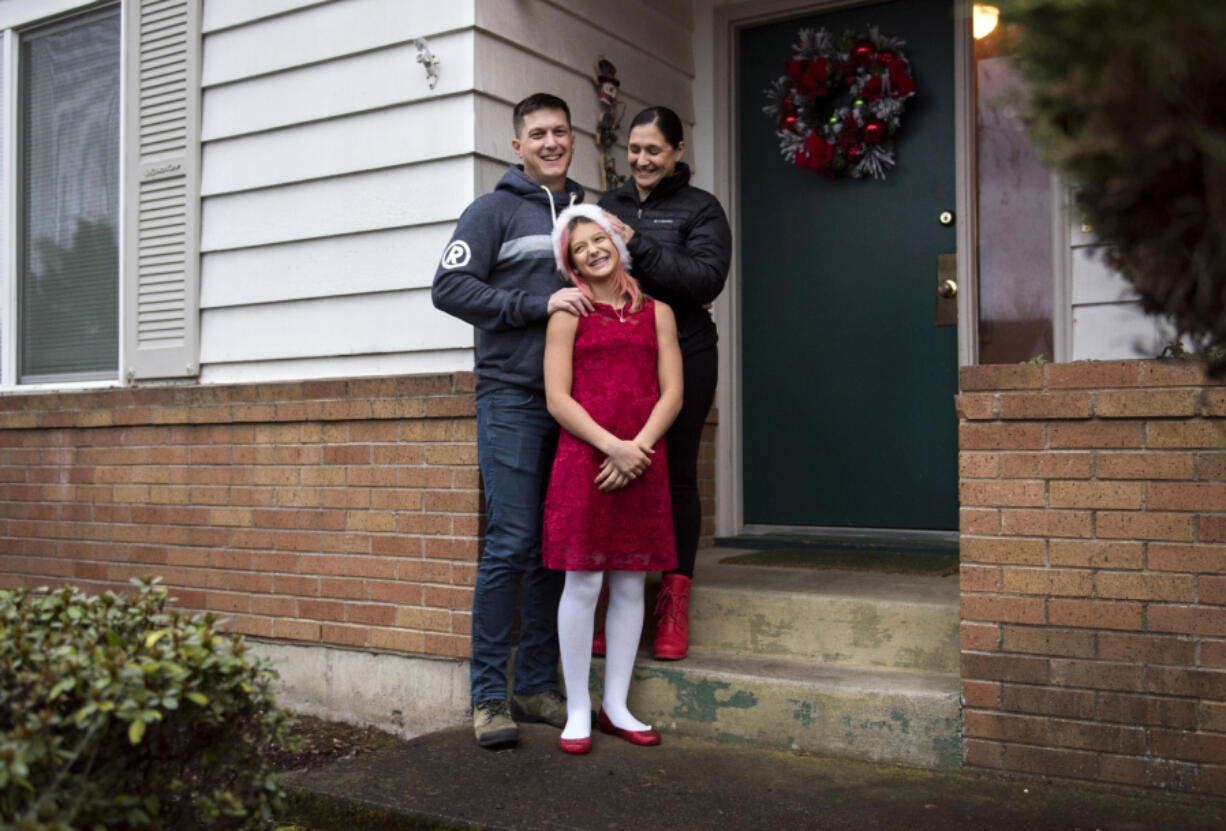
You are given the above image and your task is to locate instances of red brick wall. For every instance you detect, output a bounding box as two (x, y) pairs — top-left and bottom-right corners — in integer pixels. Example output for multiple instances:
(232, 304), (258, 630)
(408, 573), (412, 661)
(0, 374), (480, 658)
(0, 375), (722, 656)
(958, 360), (1226, 794)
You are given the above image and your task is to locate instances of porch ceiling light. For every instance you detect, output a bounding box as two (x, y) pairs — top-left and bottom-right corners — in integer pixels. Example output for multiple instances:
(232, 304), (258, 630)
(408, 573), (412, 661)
(973, 4), (1000, 39)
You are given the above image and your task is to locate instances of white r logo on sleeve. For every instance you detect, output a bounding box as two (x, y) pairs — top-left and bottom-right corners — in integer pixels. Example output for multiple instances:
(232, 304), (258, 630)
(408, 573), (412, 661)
(441, 241), (472, 269)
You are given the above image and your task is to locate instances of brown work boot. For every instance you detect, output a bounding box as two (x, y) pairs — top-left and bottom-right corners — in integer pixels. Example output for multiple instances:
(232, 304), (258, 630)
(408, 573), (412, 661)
(473, 699), (518, 748)
(510, 690), (567, 729)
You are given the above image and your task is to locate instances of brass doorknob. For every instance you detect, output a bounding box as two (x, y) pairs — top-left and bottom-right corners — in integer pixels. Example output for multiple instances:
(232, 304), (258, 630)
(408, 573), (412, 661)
(938, 279), (957, 299)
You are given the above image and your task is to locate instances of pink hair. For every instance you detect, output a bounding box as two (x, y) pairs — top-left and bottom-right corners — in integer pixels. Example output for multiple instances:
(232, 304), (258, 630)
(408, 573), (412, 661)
(558, 217), (644, 313)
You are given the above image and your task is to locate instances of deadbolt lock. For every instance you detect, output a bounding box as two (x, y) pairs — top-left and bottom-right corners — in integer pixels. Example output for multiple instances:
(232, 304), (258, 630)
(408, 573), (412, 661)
(939, 210), (955, 226)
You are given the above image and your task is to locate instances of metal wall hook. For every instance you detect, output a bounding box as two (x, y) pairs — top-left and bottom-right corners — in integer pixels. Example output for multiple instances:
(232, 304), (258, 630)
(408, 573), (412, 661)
(414, 37), (440, 89)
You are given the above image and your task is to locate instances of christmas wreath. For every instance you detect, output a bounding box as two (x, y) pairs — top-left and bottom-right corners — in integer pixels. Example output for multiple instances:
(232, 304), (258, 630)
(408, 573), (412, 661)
(762, 26), (916, 180)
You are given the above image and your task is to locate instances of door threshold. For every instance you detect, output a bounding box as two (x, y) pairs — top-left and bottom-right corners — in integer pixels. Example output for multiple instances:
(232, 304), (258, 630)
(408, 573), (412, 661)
(727, 524), (959, 553)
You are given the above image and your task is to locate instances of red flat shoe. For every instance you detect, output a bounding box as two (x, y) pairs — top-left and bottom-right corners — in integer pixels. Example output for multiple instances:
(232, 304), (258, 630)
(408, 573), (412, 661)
(597, 709), (660, 746)
(558, 736), (592, 755)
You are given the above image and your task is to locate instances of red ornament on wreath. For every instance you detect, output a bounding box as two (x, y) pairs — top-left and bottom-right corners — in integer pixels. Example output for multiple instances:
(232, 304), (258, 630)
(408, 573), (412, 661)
(851, 39), (876, 67)
(862, 118), (886, 145)
(779, 92), (799, 131)
(762, 25), (917, 180)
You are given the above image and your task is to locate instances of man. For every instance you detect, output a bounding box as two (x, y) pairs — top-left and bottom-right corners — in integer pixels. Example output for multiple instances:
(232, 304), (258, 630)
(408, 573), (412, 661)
(432, 93), (594, 748)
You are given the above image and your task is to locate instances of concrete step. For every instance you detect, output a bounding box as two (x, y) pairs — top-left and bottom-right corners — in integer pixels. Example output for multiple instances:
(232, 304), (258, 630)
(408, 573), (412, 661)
(590, 647), (961, 769)
(593, 548), (965, 769)
(676, 549), (961, 673)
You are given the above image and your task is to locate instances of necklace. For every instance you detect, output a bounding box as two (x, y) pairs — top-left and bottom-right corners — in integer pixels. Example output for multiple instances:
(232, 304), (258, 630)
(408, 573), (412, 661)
(596, 298), (627, 322)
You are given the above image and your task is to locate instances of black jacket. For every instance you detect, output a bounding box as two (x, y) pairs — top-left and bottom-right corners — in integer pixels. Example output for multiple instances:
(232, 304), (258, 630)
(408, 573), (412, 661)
(598, 163), (731, 356)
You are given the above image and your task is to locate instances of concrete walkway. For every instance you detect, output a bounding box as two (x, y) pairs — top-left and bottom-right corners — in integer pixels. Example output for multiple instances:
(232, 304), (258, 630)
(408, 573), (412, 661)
(285, 723), (1226, 831)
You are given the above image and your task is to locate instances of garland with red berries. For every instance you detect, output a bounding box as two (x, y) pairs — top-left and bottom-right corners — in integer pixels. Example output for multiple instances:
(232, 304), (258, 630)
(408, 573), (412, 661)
(762, 26), (916, 180)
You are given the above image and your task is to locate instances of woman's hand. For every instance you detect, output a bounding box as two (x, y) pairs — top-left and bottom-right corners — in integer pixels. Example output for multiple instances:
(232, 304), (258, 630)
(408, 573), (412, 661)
(602, 210), (635, 243)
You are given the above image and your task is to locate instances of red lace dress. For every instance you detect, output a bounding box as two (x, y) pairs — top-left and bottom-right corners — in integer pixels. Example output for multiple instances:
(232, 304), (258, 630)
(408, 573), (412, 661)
(543, 298), (677, 572)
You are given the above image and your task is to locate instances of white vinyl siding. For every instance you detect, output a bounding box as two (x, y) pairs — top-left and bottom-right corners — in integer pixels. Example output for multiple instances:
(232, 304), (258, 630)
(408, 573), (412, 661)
(201, 290), (471, 364)
(473, 0), (694, 199)
(201, 92), (475, 195)
(196, 348), (473, 385)
(200, 0), (329, 33)
(199, 32), (473, 141)
(200, 0), (469, 86)
(0, 0), (696, 386)
(199, 224), (454, 308)
(197, 0), (477, 383)
(1068, 224), (1176, 361)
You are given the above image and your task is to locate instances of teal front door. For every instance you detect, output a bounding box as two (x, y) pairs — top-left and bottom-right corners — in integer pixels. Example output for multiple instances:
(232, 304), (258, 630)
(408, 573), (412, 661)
(739, 0), (958, 531)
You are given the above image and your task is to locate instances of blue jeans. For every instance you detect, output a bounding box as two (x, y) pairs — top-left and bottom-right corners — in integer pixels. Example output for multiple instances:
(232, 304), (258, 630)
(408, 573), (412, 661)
(471, 386), (563, 705)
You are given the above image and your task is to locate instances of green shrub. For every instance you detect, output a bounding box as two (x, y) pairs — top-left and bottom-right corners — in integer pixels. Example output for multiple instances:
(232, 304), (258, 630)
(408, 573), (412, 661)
(0, 579), (294, 830)
(999, 0), (1226, 374)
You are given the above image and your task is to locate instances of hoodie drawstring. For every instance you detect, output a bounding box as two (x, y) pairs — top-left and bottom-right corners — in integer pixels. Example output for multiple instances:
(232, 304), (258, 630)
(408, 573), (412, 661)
(543, 184), (578, 226)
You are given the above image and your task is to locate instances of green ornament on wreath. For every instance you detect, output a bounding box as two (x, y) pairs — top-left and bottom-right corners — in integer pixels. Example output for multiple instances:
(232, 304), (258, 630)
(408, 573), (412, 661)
(762, 26), (916, 180)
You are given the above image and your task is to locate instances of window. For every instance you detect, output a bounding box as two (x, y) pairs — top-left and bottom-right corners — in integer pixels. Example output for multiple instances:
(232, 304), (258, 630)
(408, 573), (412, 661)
(18, 6), (120, 383)
(973, 19), (1057, 365)
(1, 0), (200, 388)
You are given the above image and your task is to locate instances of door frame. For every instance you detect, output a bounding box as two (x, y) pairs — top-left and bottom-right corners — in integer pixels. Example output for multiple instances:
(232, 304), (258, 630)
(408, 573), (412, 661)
(711, 0), (977, 538)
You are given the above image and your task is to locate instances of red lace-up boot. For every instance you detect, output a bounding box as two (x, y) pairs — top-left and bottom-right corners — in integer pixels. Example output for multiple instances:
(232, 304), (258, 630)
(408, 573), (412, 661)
(653, 574), (692, 660)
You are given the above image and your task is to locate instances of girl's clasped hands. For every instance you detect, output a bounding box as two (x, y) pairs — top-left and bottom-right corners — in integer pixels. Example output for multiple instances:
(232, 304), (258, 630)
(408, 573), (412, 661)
(596, 440), (654, 491)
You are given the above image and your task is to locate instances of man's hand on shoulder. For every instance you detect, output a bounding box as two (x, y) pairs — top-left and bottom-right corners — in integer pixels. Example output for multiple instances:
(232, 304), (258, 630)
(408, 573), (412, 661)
(547, 287), (595, 317)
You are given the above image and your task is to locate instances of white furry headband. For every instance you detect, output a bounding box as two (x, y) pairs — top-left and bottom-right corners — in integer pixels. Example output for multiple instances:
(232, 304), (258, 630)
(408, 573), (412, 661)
(551, 203), (633, 276)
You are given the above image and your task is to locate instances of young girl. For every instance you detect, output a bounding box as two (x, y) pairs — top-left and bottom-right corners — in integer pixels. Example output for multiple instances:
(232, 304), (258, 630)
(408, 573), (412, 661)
(542, 204), (683, 754)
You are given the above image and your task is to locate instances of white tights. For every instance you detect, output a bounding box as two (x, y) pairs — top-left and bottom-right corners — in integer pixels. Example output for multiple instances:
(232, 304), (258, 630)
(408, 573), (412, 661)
(557, 570), (651, 739)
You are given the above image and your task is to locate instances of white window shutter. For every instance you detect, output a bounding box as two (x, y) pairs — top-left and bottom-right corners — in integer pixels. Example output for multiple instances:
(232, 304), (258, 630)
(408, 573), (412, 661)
(123, 0), (201, 381)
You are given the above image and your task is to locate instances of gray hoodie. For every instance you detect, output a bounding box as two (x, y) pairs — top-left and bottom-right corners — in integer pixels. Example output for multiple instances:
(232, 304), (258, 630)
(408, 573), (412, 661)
(431, 165), (583, 396)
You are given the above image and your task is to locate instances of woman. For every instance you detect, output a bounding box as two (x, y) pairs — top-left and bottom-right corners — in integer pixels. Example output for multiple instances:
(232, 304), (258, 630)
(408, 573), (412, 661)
(597, 105), (732, 660)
